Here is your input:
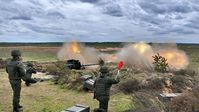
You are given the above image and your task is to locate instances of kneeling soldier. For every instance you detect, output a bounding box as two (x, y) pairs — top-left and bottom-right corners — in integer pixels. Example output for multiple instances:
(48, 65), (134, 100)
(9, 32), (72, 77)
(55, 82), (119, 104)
(25, 62), (37, 86)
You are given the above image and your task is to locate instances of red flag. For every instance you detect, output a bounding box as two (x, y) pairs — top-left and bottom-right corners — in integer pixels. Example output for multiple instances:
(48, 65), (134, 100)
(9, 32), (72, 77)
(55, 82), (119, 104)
(117, 61), (124, 70)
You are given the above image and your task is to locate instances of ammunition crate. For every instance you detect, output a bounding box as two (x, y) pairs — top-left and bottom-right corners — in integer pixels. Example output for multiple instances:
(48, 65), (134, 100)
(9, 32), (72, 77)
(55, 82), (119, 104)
(62, 104), (90, 112)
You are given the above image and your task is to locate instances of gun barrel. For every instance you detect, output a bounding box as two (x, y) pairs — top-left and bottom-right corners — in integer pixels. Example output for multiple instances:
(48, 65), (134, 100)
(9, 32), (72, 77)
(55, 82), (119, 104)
(82, 64), (99, 66)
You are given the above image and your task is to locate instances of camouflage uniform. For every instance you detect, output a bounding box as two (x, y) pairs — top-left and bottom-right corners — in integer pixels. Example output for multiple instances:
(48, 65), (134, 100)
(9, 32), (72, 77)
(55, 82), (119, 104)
(25, 63), (37, 86)
(6, 50), (26, 112)
(94, 66), (120, 112)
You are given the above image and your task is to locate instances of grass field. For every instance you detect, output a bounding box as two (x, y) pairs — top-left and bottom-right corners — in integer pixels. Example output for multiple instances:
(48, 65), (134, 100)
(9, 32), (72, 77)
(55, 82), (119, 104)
(0, 70), (131, 112)
(0, 46), (59, 62)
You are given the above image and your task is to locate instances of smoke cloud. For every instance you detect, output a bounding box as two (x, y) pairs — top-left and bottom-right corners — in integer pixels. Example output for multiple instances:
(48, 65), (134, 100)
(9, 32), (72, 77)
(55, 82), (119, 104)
(57, 41), (189, 70)
(116, 42), (154, 70)
(116, 42), (189, 70)
(57, 42), (100, 64)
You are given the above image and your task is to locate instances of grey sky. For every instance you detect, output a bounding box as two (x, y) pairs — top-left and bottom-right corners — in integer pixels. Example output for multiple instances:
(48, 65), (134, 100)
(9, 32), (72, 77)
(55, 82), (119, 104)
(0, 0), (199, 43)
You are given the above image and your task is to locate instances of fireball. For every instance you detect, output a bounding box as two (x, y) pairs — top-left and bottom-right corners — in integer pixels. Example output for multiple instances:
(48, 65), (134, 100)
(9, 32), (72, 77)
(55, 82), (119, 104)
(159, 50), (189, 69)
(164, 52), (174, 59)
(71, 41), (81, 54)
(133, 41), (152, 54)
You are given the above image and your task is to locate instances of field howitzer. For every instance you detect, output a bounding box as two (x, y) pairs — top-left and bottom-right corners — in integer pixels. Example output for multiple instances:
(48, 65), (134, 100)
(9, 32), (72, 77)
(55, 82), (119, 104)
(66, 59), (100, 70)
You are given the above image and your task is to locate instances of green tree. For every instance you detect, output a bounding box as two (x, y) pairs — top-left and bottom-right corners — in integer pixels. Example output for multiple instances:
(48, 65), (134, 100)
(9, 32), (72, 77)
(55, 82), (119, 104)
(152, 53), (168, 73)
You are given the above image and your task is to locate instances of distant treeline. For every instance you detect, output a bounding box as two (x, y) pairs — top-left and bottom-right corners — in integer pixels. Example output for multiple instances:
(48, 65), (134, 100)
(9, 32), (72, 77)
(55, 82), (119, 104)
(0, 42), (198, 48)
(0, 42), (63, 47)
(0, 42), (124, 48)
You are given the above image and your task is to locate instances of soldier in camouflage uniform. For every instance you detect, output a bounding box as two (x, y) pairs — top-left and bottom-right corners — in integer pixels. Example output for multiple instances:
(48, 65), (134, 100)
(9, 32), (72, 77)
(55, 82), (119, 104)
(25, 63), (37, 86)
(93, 66), (120, 112)
(6, 50), (26, 112)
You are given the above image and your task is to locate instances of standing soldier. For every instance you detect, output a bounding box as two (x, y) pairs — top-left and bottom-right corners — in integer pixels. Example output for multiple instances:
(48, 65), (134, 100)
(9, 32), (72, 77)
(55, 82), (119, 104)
(25, 62), (37, 86)
(6, 50), (26, 112)
(93, 66), (120, 112)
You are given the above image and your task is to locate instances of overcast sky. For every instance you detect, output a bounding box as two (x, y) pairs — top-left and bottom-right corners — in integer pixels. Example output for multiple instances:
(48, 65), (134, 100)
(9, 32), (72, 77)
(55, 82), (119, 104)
(0, 0), (199, 43)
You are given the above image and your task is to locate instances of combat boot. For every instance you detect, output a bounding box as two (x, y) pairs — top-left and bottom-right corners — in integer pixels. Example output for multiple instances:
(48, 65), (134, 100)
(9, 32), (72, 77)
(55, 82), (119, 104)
(13, 107), (19, 112)
(13, 105), (23, 112)
(18, 105), (23, 109)
(94, 108), (105, 112)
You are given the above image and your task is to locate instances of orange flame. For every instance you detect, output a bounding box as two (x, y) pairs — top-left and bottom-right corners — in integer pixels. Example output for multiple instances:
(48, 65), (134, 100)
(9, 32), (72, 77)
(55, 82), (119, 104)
(133, 41), (152, 54)
(106, 54), (117, 62)
(159, 50), (189, 69)
(111, 55), (117, 60)
(70, 41), (81, 54)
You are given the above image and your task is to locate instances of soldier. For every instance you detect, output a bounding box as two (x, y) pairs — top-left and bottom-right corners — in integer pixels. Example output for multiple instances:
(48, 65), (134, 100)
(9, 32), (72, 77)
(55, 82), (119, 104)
(6, 50), (26, 112)
(93, 66), (120, 112)
(25, 62), (37, 86)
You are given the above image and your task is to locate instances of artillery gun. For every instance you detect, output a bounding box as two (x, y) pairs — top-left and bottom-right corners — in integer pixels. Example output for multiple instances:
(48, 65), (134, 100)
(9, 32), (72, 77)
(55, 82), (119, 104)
(66, 59), (100, 70)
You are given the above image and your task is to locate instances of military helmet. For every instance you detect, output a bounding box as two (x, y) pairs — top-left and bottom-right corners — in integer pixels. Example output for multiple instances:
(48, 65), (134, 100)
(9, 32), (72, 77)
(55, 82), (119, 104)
(11, 50), (21, 57)
(99, 66), (109, 73)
